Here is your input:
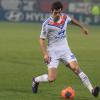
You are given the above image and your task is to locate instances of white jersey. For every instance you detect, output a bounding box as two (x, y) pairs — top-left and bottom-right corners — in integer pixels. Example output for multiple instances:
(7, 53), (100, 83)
(40, 13), (77, 68)
(40, 13), (71, 51)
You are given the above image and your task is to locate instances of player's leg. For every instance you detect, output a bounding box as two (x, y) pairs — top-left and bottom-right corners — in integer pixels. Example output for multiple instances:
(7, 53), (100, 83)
(32, 68), (57, 93)
(32, 58), (59, 93)
(67, 61), (94, 93)
(61, 52), (99, 97)
(48, 67), (57, 82)
(33, 67), (57, 83)
(67, 60), (99, 97)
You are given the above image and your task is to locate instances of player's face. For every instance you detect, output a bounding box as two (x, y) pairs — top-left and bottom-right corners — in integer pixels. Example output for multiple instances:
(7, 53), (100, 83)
(52, 9), (62, 22)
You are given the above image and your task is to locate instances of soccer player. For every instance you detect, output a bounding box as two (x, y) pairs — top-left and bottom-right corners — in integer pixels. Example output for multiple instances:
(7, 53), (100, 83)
(32, 1), (100, 97)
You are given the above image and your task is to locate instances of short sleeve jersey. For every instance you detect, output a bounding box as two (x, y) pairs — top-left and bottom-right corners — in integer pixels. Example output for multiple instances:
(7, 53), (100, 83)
(40, 13), (71, 50)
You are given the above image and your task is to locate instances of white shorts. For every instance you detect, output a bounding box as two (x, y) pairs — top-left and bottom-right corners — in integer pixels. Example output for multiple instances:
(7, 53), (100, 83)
(47, 48), (77, 69)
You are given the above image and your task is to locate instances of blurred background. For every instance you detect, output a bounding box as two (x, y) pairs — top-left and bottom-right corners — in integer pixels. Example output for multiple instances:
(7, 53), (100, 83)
(0, 0), (100, 25)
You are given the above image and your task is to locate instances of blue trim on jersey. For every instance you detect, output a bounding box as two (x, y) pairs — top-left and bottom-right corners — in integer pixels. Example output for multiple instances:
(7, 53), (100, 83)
(43, 17), (51, 25)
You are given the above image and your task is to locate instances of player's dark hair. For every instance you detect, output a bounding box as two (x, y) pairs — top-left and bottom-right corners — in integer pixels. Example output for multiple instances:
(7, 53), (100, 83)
(51, 1), (63, 11)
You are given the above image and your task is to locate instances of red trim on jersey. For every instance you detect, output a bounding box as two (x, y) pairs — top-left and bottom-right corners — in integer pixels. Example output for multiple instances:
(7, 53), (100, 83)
(49, 15), (67, 26)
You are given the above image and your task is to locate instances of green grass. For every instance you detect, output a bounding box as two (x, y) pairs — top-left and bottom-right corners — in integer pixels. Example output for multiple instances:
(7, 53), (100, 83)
(0, 22), (100, 100)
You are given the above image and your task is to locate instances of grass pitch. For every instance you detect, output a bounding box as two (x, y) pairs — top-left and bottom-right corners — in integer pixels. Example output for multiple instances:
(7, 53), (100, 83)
(0, 22), (100, 100)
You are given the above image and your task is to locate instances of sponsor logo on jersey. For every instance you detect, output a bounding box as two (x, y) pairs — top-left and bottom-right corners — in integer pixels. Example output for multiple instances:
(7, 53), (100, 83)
(55, 29), (65, 39)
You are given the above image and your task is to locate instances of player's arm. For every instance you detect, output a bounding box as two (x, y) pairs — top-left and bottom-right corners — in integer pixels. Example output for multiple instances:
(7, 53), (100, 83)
(39, 38), (51, 64)
(71, 18), (89, 35)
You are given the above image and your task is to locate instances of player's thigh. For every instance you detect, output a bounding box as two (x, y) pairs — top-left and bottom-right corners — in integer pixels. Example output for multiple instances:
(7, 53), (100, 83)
(47, 58), (59, 81)
(48, 68), (57, 79)
(67, 60), (79, 69)
(48, 68), (57, 81)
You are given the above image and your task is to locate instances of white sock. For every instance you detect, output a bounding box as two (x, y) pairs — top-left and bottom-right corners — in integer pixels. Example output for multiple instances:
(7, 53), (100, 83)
(35, 74), (48, 82)
(78, 72), (93, 93)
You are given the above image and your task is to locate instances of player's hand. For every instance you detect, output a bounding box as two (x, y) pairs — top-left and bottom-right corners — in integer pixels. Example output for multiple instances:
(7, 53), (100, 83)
(44, 54), (51, 64)
(82, 27), (89, 35)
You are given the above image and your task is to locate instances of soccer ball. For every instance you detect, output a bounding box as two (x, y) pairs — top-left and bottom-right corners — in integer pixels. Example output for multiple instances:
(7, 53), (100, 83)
(61, 86), (75, 99)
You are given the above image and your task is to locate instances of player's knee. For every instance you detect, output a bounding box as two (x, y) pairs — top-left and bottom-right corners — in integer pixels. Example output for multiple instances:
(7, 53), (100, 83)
(48, 76), (56, 82)
(74, 67), (80, 74)
(71, 66), (80, 74)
